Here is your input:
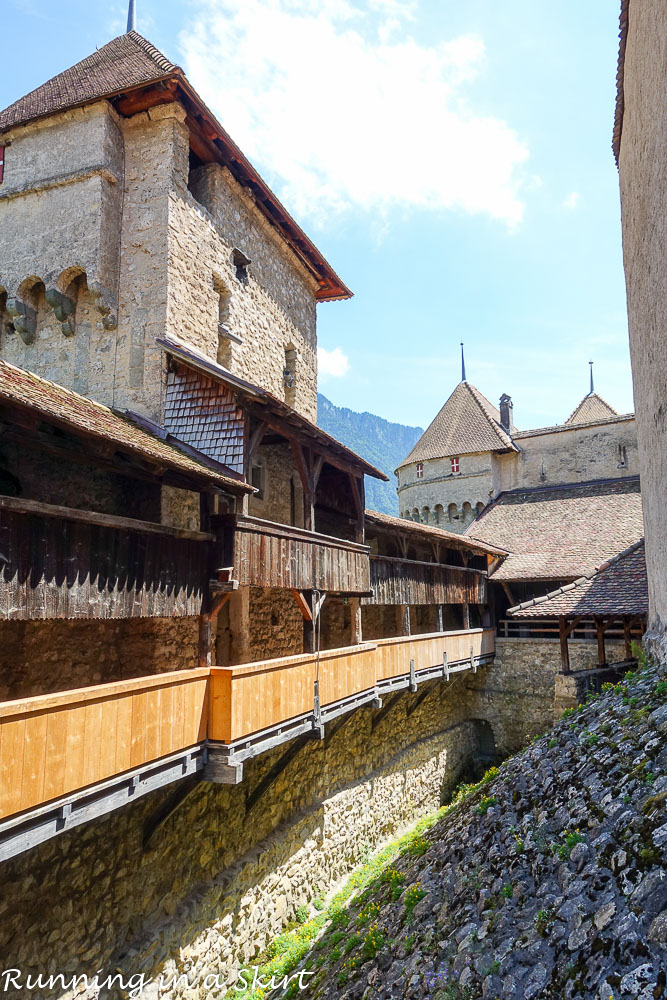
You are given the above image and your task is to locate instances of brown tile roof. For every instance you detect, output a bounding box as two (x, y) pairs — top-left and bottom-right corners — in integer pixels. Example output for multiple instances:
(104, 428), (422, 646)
(0, 358), (250, 493)
(466, 478), (644, 581)
(565, 392), (618, 425)
(514, 412), (633, 440)
(398, 381), (517, 468)
(613, 0), (630, 164)
(0, 32), (176, 133)
(508, 539), (647, 618)
(158, 335), (388, 481)
(365, 509), (509, 558)
(0, 32), (350, 303)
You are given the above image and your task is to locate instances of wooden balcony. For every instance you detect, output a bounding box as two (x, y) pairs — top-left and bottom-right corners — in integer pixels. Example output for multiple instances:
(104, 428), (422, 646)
(216, 513), (371, 594)
(364, 555), (487, 606)
(0, 629), (494, 858)
(0, 496), (211, 620)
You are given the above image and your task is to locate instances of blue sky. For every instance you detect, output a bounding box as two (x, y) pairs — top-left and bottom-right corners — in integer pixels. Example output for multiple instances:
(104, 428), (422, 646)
(3, 0), (630, 430)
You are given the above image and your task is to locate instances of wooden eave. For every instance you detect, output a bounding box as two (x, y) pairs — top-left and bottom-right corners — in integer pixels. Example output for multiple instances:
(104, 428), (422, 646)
(0, 398), (249, 496)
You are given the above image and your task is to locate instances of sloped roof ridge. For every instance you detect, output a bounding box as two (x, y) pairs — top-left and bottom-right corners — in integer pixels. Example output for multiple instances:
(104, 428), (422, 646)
(507, 538), (645, 615)
(565, 392), (618, 425)
(0, 32), (179, 134)
(464, 381), (515, 449)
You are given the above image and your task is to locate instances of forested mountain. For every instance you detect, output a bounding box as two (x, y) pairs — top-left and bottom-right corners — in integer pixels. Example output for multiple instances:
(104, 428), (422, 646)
(317, 394), (423, 515)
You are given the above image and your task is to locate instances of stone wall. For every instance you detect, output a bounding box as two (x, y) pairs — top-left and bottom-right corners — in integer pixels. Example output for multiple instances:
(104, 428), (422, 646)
(497, 416), (638, 492)
(248, 442), (303, 526)
(465, 637), (627, 755)
(397, 452), (490, 533)
(0, 674), (480, 997)
(174, 161), (319, 421)
(0, 617), (199, 699)
(619, 0), (667, 665)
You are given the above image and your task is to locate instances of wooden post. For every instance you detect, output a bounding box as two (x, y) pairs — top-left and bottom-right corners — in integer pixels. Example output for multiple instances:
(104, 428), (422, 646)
(624, 618), (633, 660)
(398, 604), (411, 636)
(559, 616), (571, 674)
(595, 617), (607, 666)
(462, 603), (470, 630)
(350, 597), (363, 645)
(437, 605), (444, 633)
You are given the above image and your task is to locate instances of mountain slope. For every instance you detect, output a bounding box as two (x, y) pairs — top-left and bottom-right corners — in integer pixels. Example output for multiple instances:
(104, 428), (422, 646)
(293, 661), (667, 1000)
(317, 394), (423, 516)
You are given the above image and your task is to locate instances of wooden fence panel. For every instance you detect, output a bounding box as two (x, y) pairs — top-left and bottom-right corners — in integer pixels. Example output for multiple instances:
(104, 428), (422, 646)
(364, 556), (487, 606)
(0, 669), (209, 819)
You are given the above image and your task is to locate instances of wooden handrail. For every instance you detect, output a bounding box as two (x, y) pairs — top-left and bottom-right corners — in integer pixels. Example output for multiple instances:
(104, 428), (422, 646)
(215, 512), (370, 553)
(0, 629), (495, 821)
(0, 494), (215, 542)
(370, 555), (486, 576)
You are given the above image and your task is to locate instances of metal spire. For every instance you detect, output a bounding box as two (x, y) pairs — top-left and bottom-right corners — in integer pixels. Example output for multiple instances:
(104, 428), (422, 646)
(460, 343), (466, 382)
(589, 360), (594, 395)
(127, 0), (136, 32)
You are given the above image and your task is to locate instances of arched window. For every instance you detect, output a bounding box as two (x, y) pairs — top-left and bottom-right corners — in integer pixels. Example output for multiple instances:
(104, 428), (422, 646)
(462, 501), (473, 522)
(422, 506), (430, 524)
(448, 503), (458, 523)
(434, 504), (443, 524)
(475, 501), (485, 517)
(412, 507), (420, 522)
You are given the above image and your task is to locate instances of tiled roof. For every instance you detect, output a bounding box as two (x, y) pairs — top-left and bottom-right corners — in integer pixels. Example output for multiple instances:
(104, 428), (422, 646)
(508, 540), (647, 618)
(613, 0), (630, 164)
(565, 392), (618, 425)
(466, 478), (644, 581)
(158, 335), (388, 480)
(0, 32), (176, 133)
(365, 509), (509, 558)
(0, 358), (249, 493)
(398, 381), (517, 468)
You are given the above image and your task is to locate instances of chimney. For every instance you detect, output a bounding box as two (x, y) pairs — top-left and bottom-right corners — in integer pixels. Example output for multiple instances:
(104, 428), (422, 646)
(499, 393), (513, 432)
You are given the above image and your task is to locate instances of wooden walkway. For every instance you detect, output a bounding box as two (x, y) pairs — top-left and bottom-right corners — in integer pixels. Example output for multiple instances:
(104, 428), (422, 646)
(0, 629), (495, 841)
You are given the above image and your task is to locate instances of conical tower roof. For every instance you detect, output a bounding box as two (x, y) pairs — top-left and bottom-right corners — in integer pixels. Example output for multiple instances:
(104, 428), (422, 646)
(398, 381), (517, 469)
(565, 392), (618, 425)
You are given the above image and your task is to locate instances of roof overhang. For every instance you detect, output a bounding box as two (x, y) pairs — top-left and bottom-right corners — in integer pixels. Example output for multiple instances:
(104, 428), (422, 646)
(158, 336), (388, 482)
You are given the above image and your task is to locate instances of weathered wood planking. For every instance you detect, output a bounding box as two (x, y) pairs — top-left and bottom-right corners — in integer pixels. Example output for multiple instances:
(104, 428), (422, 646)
(363, 556), (487, 606)
(0, 507), (209, 620)
(0, 669), (210, 819)
(209, 629), (496, 743)
(216, 514), (371, 594)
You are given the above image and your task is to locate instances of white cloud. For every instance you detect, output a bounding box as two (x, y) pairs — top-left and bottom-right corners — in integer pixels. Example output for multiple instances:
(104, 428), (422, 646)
(562, 191), (580, 210)
(318, 346), (350, 377)
(180, 0), (530, 228)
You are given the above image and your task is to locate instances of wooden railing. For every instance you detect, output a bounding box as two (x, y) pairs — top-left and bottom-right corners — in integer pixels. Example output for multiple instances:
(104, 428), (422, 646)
(498, 619), (644, 640)
(216, 513), (370, 594)
(0, 629), (495, 821)
(364, 555), (487, 607)
(0, 670), (209, 820)
(209, 628), (495, 744)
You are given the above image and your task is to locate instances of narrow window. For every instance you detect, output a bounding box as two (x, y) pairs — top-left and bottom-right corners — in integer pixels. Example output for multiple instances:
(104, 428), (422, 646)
(0, 147), (5, 185)
(451, 457), (460, 474)
(416, 463), (424, 479)
(251, 463), (265, 500)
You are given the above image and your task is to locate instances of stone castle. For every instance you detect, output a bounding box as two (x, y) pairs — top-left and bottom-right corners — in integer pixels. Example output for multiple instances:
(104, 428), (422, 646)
(396, 371), (637, 533)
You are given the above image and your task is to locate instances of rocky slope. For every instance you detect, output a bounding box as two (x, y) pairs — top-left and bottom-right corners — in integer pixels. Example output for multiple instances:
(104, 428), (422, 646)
(292, 662), (667, 1000)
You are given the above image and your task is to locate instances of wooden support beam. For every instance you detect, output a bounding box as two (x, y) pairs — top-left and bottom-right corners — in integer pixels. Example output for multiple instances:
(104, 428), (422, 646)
(437, 605), (444, 632)
(247, 420), (267, 463)
(291, 589), (313, 621)
(350, 597), (362, 645)
(595, 617), (607, 667)
(245, 735), (310, 815)
(371, 691), (404, 732)
(398, 603), (411, 636)
(559, 616), (571, 674)
(624, 618), (634, 660)
(501, 582), (516, 607)
(143, 776), (201, 850)
(406, 679), (438, 718)
(462, 603), (470, 630)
